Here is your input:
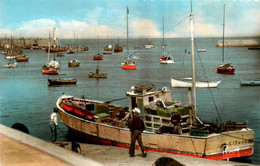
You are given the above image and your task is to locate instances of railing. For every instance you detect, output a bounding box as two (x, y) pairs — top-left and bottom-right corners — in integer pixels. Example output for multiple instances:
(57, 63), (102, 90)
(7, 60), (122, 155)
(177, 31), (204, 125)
(144, 114), (191, 133)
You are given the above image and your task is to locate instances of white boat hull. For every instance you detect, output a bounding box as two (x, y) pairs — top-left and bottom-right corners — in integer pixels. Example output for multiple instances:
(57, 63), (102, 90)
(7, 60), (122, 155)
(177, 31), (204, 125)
(160, 59), (175, 64)
(171, 78), (221, 88)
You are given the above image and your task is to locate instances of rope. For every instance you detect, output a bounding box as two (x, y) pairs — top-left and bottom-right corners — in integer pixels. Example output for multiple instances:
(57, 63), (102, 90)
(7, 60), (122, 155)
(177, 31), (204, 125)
(194, 40), (222, 123)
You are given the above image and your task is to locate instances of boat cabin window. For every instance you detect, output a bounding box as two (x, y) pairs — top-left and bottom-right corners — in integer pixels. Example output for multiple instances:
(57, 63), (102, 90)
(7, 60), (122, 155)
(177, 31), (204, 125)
(149, 96), (154, 102)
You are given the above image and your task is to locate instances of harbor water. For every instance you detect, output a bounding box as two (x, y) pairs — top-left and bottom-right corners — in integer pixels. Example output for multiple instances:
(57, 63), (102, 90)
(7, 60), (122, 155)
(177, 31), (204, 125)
(0, 37), (259, 164)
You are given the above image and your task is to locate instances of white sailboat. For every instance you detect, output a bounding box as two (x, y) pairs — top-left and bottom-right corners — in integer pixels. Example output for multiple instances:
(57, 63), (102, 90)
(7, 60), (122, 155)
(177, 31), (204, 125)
(160, 17), (174, 64)
(5, 36), (18, 68)
(47, 27), (60, 69)
(171, 21), (220, 87)
(171, 78), (221, 88)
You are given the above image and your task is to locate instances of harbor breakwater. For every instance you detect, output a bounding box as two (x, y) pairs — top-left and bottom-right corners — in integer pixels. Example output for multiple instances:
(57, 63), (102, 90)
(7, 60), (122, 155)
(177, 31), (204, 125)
(216, 39), (260, 47)
(0, 38), (58, 48)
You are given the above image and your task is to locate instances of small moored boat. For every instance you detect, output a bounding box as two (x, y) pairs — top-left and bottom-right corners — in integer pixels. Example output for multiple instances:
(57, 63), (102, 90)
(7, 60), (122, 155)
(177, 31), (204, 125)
(240, 80), (260, 86)
(48, 78), (77, 85)
(88, 72), (107, 78)
(15, 54), (29, 62)
(68, 59), (80, 67)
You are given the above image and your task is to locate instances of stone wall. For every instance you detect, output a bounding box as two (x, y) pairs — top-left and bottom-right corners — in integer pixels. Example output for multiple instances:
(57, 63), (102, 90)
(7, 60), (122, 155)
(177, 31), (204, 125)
(216, 39), (260, 47)
(0, 39), (58, 48)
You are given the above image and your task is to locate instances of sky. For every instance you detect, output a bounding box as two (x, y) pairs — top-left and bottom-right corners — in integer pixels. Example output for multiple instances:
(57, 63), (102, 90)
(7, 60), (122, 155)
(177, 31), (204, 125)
(0, 0), (259, 39)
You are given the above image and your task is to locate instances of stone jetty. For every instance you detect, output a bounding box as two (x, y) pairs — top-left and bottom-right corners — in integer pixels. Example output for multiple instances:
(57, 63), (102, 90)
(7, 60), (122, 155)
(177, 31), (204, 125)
(216, 39), (260, 47)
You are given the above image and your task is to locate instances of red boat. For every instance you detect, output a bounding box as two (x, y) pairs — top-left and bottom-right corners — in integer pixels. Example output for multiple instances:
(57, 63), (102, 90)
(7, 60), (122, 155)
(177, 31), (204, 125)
(114, 44), (123, 53)
(15, 55), (29, 62)
(41, 65), (58, 74)
(121, 60), (136, 70)
(216, 63), (235, 74)
(93, 53), (103, 60)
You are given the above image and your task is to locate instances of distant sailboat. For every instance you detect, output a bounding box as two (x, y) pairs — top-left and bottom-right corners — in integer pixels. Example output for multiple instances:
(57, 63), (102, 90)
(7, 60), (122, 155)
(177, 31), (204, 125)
(160, 17), (174, 64)
(216, 5), (235, 74)
(121, 7), (136, 70)
(42, 29), (58, 74)
(5, 36), (18, 68)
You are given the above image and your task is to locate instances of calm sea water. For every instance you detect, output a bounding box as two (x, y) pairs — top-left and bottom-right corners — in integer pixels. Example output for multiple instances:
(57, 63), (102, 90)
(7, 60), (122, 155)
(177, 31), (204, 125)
(0, 37), (259, 164)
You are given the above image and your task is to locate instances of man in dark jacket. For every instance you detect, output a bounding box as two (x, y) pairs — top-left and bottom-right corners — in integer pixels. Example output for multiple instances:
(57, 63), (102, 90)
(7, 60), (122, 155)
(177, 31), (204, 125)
(171, 110), (182, 135)
(129, 108), (147, 157)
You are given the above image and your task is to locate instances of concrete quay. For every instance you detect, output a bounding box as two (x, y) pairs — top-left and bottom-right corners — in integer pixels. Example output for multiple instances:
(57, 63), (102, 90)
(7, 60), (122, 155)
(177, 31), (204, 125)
(0, 124), (255, 166)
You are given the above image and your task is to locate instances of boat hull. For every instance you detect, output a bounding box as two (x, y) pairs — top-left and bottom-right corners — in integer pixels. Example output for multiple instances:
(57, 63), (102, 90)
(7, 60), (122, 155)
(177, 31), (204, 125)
(41, 70), (58, 74)
(57, 96), (254, 161)
(16, 58), (29, 62)
(217, 68), (235, 74)
(48, 78), (77, 85)
(121, 65), (136, 70)
(171, 78), (221, 88)
(88, 72), (107, 78)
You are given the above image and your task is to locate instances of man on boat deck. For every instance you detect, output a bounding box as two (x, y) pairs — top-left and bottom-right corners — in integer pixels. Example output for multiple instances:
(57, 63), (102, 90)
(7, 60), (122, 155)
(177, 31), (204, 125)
(96, 66), (99, 74)
(171, 110), (182, 135)
(129, 108), (147, 157)
(49, 108), (58, 142)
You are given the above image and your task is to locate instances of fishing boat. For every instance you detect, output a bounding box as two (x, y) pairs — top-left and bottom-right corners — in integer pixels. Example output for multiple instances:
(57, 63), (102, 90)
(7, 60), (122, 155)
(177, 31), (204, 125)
(93, 36), (103, 60)
(216, 5), (235, 74)
(56, 84), (254, 161)
(88, 72), (107, 78)
(103, 44), (113, 54)
(41, 65), (58, 74)
(114, 38), (123, 53)
(55, 3), (254, 161)
(121, 7), (136, 70)
(240, 80), (260, 86)
(15, 54), (29, 62)
(171, 78), (221, 88)
(48, 78), (77, 85)
(104, 44), (113, 51)
(93, 54), (103, 60)
(68, 59), (80, 67)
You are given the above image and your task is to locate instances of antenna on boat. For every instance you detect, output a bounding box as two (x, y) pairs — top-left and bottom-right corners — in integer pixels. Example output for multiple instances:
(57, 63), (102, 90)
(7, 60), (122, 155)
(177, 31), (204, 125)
(190, 0), (197, 118)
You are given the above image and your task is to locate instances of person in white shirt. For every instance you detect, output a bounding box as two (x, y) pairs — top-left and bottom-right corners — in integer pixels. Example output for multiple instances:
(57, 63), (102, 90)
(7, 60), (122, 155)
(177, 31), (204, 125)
(49, 108), (58, 142)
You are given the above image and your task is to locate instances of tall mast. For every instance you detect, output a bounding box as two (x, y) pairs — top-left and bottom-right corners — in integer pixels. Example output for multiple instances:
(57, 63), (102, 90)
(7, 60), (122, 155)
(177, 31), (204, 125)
(163, 16), (165, 45)
(127, 7), (129, 58)
(190, 0), (197, 117)
(222, 5), (225, 63)
(47, 30), (50, 64)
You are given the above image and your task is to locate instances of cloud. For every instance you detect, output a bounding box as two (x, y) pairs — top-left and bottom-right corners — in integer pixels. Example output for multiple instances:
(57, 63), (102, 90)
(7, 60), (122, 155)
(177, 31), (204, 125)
(131, 18), (161, 37)
(15, 19), (56, 38)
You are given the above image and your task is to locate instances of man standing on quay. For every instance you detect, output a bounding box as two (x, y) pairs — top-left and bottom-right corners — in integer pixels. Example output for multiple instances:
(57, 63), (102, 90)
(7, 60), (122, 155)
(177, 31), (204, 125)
(129, 108), (147, 157)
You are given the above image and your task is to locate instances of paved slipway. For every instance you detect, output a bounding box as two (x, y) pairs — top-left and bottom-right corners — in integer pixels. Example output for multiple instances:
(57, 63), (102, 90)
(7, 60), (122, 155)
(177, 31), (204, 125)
(0, 124), (255, 166)
(56, 141), (256, 166)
